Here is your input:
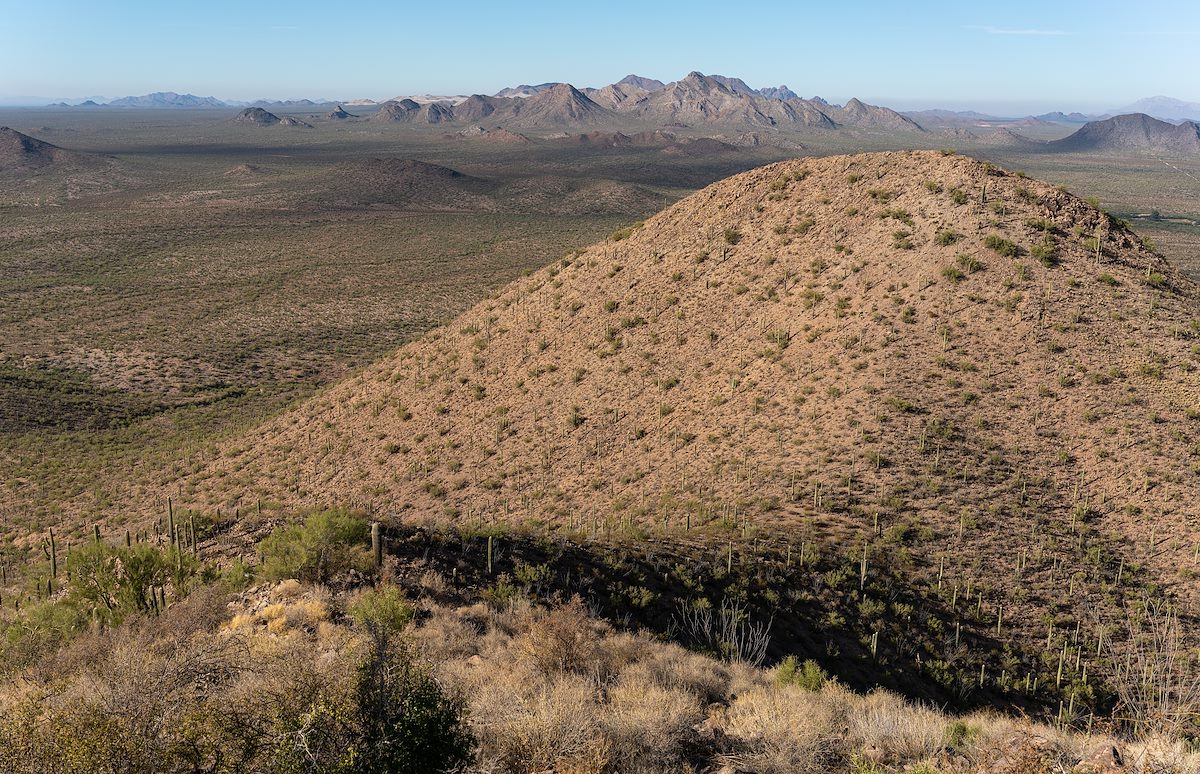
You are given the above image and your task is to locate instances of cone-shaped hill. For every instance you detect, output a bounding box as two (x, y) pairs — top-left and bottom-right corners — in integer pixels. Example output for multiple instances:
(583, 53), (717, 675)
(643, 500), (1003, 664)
(190, 150), (1200, 625)
(0, 126), (127, 201)
(0, 126), (69, 169)
(232, 107), (282, 125)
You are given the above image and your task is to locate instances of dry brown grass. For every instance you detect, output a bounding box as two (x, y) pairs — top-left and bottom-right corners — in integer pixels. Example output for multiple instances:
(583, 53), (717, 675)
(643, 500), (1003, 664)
(2, 576), (1199, 773)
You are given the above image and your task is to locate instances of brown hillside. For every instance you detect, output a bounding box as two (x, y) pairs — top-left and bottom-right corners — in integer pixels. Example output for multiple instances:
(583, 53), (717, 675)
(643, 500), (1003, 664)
(585, 82), (648, 110)
(631, 72), (783, 127)
(369, 99), (421, 122)
(0, 127), (126, 202)
(184, 150), (1200, 651)
(454, 94), (513, 123)
(0, 127), (69, 169)
(826, 98), (926, 132)
(508, 83), (611, 127)
(495, 176), (670, 216)
(476, 127), (532, 145)
(1051, 113), (1200, 155)
(415, 102), (455, 124)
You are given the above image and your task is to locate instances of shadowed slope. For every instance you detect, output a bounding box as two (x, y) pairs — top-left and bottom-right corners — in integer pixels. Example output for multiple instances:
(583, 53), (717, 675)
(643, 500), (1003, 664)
(1051, 113), (1200, 154)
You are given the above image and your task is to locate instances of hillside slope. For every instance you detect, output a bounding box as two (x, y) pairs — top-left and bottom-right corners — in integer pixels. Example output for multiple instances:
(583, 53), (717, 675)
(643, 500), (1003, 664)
(1051, 113), (1200, 154)
(0, 126), (71, 170)
(0, 126), (128, 201)
(179, 152), (1200, 698)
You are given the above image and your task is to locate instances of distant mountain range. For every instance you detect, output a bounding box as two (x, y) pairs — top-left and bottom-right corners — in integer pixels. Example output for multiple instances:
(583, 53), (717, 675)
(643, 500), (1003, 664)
(43, 92), (337, 109)
(362, 72), (920, 133)
(109, 92), (226, 108)
(1033, 111), (1093, 124)
(19, 81), (1200, 153)
(950, 113), (1200, 155)
(21, 84), (1200, 125)
(1117, 96), (1200, 122)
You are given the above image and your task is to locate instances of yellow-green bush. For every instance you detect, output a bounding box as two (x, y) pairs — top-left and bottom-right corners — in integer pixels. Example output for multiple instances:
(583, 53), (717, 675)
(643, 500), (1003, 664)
(258, 509), (371, 583)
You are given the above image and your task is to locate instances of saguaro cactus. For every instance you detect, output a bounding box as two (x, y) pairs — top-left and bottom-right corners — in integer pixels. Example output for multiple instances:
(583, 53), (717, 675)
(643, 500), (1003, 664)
(49, 528), (57, 579)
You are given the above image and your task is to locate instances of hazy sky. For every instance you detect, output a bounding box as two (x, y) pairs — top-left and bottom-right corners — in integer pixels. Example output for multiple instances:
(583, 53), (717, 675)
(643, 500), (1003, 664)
(2, 0), (1196, 113)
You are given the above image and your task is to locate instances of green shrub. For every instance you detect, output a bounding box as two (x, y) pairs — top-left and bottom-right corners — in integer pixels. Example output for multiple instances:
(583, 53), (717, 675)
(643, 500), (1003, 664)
(984, 234), (1019, 257)
(0, 599), (89, 674)
(1030, 238), (1056, 266)
(353, 632), (467, 771)
(609, 221), (643, 241)
(66, 541), (189, 622)
(956, 253), (983, 274)
(935, 229), (961, 246)
(793, 217), (816, 235)
(723, 227), (742, 245)
(945, 719), (979, 748)
(880, 208), (914, 227)
(259, 509), (371, 583)
(776, 655), (828, 691)
(941, 265), (965, 283)
(349, 586), (414, 633)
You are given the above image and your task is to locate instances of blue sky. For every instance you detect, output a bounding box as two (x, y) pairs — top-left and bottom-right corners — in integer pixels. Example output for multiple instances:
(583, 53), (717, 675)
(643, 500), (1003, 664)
(1, 0), (1196, 113)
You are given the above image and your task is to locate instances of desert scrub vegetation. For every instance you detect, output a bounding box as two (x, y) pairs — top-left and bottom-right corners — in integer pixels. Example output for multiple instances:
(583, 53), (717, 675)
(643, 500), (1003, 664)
(934, 229), (961, 246)
(0, 537), (204, 671)
(0, 583), (475, 774)
(984, 234), (1020, 257)
(2, 572), (1193, 773)
(258, 508), (372, 583)
(607, 221), (643, 242)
